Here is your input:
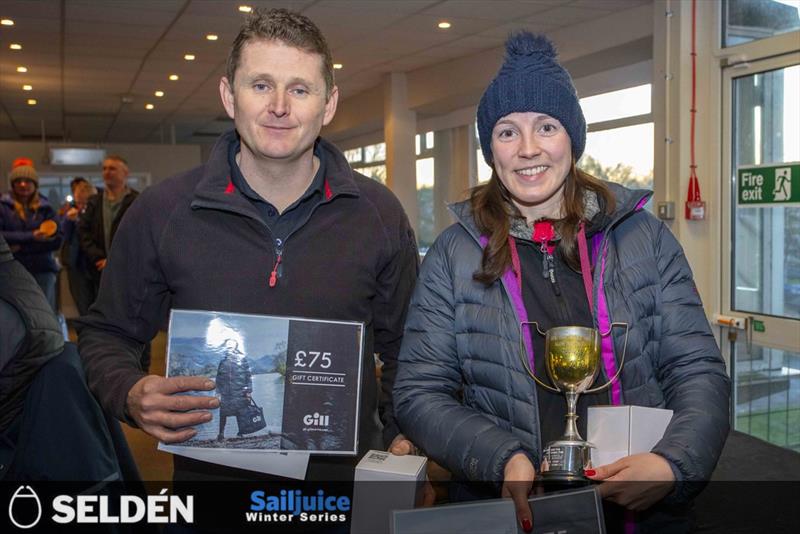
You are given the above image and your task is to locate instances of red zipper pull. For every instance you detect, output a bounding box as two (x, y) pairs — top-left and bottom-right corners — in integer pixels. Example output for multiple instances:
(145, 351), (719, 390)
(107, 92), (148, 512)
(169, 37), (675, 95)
(268, 253), (282, 288)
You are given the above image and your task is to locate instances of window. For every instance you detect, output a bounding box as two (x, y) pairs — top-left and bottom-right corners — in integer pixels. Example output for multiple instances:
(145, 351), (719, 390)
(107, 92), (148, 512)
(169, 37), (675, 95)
(348, 142), (387, 184)
(416, 132), (435, 253)
(723, 0), (800, 47)
(578, 84), (654, 206)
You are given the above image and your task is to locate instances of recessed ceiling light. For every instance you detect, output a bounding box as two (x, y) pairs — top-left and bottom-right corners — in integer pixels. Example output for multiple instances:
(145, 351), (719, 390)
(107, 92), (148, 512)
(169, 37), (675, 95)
(22, 84), (32, 91)
(238, 5), (252, 13)
(10, 43), (22, 50)
(184, 54), (195, 61)
(145, 103), (154, 110)
(438, 21), (451, 29)
(206, 34), (218, 41)
(169, 74), (179, 81)
(333, 63), (343, 70)
(154, 90), (164, 97)
(1, 19), (14, 26)
(27, 99), (37, 106)
(16, 66), (27, 73)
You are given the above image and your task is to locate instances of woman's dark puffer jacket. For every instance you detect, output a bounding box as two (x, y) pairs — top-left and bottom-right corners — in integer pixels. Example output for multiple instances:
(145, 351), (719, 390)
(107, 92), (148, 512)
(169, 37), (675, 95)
(394, 182), (730, 504)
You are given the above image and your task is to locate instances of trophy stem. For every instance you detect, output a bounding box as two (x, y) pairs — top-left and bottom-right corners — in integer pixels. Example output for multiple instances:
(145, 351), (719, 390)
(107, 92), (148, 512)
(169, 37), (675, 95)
(562, 389), (583, 441)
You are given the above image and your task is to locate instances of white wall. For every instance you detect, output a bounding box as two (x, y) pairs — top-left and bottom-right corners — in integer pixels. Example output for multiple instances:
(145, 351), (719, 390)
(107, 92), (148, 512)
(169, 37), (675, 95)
(0, 140), (202, 191)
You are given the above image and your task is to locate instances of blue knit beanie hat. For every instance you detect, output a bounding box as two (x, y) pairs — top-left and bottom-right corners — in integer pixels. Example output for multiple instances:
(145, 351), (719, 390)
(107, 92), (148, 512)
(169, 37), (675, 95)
(477, 31), (586, 166)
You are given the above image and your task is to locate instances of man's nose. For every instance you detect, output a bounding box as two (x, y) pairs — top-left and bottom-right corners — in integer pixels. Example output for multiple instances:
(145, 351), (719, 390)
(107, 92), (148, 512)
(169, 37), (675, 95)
(269, 91), (288, 117)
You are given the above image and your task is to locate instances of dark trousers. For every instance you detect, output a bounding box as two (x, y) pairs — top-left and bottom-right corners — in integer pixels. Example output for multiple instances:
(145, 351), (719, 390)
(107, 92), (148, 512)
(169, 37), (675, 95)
(66, 266), (97, 316)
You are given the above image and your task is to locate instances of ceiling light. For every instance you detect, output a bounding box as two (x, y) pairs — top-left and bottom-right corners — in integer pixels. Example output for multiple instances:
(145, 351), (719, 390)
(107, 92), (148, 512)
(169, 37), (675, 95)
(1, 19), (14, 26)
(206, 34), (218, 41)
(10, 43), (22, 50)
(184, 54), (195, 61)
(22, 84), (32, 91)
(169, 74), (179, 81)
(27, 99), (37, 106)
(17, 66), (27, 73)
(438, 21), (451, 29)
(333, 63), (343, 70)
(145, 103), (154, 110)
(154, 90), (164, 97)
(238, 5), (252, 13)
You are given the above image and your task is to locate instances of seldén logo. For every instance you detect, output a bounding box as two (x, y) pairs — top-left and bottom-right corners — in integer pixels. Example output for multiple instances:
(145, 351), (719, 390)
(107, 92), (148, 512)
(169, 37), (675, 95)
(7, 486), (193, 528)
(8, 486), (42, 529)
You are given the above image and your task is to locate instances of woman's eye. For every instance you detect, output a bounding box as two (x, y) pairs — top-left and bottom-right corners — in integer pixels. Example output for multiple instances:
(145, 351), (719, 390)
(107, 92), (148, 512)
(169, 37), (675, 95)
(496, 128), (516, 139)
(540, 123), (558, 134)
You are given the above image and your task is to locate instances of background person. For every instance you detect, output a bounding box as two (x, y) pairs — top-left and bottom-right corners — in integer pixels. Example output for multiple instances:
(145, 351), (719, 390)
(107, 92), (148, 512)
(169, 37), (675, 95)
(60, 178), (98, 316)
(393, 32), (730, 533)
(78, 155), (138, 292)
(0, 159), (63, 312)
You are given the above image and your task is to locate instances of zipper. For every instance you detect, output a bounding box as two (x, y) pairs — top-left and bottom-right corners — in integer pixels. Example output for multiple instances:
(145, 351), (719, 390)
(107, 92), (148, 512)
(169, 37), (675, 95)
(269, 238), (283, 288)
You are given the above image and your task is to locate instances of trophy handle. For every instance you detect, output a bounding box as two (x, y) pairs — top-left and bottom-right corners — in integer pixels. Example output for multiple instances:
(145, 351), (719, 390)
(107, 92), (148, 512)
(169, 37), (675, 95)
(518, 321), (560, 393)
(585, 322), (629, 394)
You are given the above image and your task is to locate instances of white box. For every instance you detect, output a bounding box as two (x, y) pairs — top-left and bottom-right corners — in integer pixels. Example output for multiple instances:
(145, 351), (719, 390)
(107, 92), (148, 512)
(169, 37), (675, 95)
(351, 450), (427, 534)
(587, 405), (673, 467)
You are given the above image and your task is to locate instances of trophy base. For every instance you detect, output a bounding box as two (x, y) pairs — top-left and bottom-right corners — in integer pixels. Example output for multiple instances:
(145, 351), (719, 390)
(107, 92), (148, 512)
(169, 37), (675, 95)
(539, 439), (593, 487)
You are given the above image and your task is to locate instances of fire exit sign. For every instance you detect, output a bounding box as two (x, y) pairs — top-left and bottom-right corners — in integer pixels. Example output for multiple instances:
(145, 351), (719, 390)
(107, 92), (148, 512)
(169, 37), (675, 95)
(737, 163), (800, 207)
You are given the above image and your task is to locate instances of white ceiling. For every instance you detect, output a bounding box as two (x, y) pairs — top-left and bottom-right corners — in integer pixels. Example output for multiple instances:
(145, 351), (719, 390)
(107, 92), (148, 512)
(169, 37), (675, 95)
(0, 0), (651, 144)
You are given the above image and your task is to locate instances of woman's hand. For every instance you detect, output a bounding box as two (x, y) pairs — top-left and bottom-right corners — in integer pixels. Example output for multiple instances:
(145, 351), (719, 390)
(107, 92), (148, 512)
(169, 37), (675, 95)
(586, 452), (675, 511)
(502, 452), (536, 533)
(388, 433), (436, 506)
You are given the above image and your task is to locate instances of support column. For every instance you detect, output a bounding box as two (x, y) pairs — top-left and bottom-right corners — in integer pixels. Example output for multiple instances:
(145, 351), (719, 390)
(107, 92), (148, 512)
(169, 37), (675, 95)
(433, 125), (473, 236)
(383, 72), (419, 234)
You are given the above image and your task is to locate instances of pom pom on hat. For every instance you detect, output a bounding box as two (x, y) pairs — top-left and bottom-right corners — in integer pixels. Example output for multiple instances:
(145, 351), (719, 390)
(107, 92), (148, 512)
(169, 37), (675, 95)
(477, 31), (586, 166)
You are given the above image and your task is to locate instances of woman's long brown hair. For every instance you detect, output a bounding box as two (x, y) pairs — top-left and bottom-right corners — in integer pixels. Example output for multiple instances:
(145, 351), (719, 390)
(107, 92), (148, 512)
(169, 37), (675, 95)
(470, 161), (615, 284)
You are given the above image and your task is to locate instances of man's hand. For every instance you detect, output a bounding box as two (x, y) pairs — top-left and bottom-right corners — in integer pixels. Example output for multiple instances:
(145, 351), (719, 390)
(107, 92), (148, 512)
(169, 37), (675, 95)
(586, 452), (675, 511)
(388, 433), (436, 506)
(95, 258), (107, 271)
(126, 375), (219, 443)
(66, 207), (80, 221)
(502, 452), (535, 533)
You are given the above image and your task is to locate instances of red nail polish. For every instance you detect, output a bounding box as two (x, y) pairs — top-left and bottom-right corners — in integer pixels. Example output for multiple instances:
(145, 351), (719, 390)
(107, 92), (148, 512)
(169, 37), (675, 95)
(584, 469), (596, 477)
(522, 518), (532, 533)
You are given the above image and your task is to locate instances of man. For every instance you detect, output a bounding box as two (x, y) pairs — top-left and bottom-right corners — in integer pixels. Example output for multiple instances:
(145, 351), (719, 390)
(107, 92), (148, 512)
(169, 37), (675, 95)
(60, 178), (98, 316)
(77, 8), (419, 481)
(78, 155), (138, 292)
(215, 339), (253, 442)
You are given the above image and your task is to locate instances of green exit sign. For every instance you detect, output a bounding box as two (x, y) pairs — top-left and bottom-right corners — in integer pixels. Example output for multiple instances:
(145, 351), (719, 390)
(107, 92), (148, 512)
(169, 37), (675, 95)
(737, 163), (800, 206)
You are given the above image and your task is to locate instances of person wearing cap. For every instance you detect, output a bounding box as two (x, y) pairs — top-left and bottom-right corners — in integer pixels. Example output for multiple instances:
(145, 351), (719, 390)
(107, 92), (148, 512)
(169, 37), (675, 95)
(393, 32), (729, 532)
(0, 160), (63, 312)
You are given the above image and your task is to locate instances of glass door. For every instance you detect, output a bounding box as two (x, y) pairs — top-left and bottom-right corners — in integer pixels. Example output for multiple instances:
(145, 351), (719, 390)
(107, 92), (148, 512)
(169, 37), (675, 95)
(721, 52), (800, 451)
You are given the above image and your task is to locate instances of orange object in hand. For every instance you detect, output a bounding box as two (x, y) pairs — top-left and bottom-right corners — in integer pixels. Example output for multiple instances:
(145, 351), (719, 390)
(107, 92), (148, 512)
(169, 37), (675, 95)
(38, 219), (57, 237)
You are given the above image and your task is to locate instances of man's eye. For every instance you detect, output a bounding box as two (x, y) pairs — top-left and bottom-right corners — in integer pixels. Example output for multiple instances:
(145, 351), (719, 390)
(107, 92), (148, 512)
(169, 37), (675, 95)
(291, 88), (309, 96)
(253, 83), (268, 91)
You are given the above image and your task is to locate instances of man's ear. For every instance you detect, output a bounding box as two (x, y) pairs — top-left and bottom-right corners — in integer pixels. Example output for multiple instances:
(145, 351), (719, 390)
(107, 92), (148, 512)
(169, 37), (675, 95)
(220, 77), (235, 119)
(322, 85), (339, 127)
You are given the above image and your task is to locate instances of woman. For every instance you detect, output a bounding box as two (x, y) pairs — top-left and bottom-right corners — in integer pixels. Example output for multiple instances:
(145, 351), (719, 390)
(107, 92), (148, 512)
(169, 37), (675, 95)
(0, 160), (62, 312)
(393, 32), (729, 532)
(60, 178), (98, 316)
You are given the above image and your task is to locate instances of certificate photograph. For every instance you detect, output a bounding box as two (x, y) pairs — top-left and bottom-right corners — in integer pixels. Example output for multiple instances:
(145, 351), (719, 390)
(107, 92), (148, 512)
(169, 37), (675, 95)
(165, 309), (364, 454)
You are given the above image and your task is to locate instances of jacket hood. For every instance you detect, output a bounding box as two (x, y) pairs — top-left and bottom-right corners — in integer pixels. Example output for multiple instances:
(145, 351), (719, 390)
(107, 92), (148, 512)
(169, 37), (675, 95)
(448, 181), (652, 243)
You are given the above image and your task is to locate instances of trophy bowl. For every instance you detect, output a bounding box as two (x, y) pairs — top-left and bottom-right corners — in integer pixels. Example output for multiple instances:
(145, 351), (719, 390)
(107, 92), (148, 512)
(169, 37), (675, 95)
(545, 326), (601, 395)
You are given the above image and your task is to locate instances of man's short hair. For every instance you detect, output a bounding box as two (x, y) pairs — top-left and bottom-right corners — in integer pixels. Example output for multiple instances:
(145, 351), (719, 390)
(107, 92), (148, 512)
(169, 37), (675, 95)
(104, 155), (128, 169)
(70, 176), (88, 192)
(226, 8), (334, 97)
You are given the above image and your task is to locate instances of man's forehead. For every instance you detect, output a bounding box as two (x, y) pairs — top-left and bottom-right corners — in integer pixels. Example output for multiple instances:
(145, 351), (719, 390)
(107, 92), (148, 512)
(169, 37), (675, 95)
(239, 38), (324, 71)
